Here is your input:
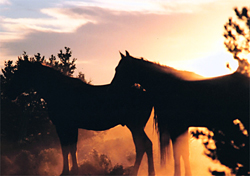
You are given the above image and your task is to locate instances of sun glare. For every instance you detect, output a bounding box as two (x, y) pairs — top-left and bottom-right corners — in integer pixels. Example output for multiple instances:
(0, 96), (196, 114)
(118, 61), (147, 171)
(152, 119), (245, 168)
(238, 52), (250, 63)
(196, 56), (240, 78)
(165, 57), (239, 78)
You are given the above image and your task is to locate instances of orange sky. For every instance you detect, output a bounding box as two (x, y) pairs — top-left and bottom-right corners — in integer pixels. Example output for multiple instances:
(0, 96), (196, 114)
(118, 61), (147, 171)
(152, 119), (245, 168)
(1, 1), (249, 175)
(0, 0), (249, 84)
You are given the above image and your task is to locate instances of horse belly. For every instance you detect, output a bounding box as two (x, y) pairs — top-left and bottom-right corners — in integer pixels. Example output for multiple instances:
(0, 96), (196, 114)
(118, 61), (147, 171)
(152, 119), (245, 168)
(69, 107), (122, 131)
(77, 121), (119, 131)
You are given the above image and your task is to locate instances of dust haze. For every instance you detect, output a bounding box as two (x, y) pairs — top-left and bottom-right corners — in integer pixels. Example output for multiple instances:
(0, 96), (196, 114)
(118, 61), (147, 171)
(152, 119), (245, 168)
(1, 111), (230, 175)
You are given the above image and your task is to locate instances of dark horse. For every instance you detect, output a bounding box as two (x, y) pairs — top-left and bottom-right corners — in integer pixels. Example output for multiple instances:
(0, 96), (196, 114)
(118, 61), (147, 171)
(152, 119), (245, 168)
(6, 59), (156, 176)
(111, 51), (249, 176)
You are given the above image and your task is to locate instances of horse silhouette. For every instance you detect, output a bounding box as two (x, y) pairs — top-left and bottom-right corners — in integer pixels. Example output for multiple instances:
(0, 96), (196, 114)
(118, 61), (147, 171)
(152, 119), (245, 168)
(6, 59), (155, 176)
(111, 51), (249, 176)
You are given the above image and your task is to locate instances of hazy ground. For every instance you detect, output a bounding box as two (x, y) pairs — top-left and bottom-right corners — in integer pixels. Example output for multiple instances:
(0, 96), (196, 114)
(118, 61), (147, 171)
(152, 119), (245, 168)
(1, 112), (231, 175)
(104, 113), (231, 176)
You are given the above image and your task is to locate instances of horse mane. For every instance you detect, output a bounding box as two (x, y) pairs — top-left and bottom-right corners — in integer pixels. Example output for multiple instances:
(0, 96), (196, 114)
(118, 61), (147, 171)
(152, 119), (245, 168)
(129, 55), (204, 81)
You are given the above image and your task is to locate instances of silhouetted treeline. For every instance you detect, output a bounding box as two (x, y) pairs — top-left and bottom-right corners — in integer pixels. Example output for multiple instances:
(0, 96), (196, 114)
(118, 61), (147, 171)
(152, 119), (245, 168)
(193, 7), (250, 175)
(192, 119), (249, 175)
(224, 6), (250, 76)
(199, 7), (250, 175)
(1, 47), (87, 144)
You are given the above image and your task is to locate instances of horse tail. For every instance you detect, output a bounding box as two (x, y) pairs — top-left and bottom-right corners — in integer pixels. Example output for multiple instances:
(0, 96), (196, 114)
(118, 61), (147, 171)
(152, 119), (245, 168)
(153, 108), (171, 166)
(159, 131), (171, 166)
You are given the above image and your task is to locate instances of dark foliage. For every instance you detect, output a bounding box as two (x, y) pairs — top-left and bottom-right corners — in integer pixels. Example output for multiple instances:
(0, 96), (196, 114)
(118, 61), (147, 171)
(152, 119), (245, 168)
(224, 7), (250, 76)
(1, 143), (131, 175)
(77, 150), (132, 176)
(1, 47), (86, 144)
(192, 119), (249, 175)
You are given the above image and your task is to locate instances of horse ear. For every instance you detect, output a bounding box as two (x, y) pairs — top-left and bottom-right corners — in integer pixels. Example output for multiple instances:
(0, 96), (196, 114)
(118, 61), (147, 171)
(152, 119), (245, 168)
(125, 50), (130, 57)
(120, 51), (125, 58)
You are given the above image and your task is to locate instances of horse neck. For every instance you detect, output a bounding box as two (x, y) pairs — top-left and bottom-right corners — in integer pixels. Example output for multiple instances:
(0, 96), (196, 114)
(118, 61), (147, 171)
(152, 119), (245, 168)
(133, 62), (180, 92)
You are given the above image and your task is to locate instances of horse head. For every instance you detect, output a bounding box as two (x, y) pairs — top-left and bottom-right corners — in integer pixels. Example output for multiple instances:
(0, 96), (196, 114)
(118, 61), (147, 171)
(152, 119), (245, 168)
(6, 59), (40, 100)
(111, 51), (141, 90)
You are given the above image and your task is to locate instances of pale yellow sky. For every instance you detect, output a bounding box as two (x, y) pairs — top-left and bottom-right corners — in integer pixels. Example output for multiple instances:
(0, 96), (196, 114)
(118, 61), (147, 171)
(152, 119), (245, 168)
(0, 0), (249, 84)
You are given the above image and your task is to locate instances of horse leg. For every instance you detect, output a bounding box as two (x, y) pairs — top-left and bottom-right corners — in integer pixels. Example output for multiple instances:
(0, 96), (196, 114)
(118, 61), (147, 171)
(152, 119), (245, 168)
(131, 130), (145, 175)
(128, 126), (155, 176)
(173, 140), (181, 176)
(181, 131), (192, 176)
(56, 127), (70, 175)
(144, 132), (155, 176)
(69, 128), (78, 175)
(56, 126), (78, 175)
(173, 131), (192, 176)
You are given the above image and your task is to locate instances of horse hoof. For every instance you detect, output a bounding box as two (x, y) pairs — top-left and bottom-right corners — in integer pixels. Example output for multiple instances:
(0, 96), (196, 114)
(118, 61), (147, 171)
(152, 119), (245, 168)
(70, 167), (78, 175)
(60, 171), (69, 176)
(149, 172), (155, 176)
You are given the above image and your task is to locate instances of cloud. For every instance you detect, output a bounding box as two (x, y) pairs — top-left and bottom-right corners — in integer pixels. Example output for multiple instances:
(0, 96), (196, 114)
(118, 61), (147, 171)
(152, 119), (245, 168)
(0, 0), (220, 44)
(0, 7), (96, 42)
(0, 0), (11, 5)
(63, 0), (217, 14)
(64, 0), (167, 14)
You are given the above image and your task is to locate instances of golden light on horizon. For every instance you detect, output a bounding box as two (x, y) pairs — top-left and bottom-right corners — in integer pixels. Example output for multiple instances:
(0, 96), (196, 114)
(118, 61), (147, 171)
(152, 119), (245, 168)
(163, 56), (239, 79)
(205, 59), (239, 77)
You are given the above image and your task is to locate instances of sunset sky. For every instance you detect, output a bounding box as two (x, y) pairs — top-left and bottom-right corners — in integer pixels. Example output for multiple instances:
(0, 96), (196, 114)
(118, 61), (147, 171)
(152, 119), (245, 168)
(1, 1), (249, 175)
(1, 0), (249, 84)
